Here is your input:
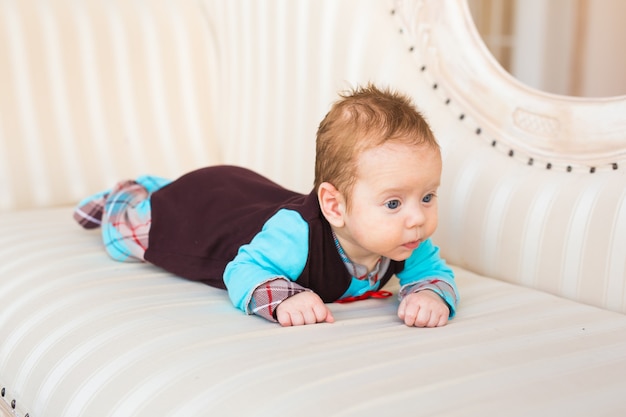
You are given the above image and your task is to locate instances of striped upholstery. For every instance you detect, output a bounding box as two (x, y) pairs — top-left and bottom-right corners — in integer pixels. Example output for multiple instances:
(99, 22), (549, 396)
(199, 0), (428, 194)
(0, 0), (426, 211)
(1, 209), (626, 417)
(1, 0), (625, 311)
(0, 0), (221, 210)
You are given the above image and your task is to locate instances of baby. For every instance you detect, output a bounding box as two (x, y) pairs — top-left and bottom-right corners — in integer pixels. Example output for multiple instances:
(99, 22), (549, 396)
(74, 84), (459, 327)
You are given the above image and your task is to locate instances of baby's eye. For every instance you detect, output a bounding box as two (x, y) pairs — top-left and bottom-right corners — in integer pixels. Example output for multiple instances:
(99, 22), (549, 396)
(422, 193), (435, 203)
(385, 200), (401, 210)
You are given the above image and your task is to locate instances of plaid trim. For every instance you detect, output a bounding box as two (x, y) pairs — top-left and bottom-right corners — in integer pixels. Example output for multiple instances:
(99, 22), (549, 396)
(331, 230), (389, 285)
(399, 279), (458, 308)
(249, 278), (310, 322)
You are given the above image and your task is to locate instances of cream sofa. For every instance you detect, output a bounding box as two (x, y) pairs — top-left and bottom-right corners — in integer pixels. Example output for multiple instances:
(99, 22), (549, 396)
(1, 1), (626, 416)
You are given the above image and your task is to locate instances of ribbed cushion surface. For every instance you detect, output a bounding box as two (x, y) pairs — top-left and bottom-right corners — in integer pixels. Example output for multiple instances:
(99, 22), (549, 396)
(1, 209), (626, 416)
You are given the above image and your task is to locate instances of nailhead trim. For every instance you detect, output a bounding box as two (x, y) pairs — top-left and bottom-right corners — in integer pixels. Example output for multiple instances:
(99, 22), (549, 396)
(1, 387), (31, 417)
(394, 9), (622, 174)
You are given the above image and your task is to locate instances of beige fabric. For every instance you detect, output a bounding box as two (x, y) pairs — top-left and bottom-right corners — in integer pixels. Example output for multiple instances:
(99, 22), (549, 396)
(1, 208), (626, 417)
(0, 0), (221, 210)
(0, 397), (11, 417)
(199, 0), (428, 194)
(436, 145), (626, 314)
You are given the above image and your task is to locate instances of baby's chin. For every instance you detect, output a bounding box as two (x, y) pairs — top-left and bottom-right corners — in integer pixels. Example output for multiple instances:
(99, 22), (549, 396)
(387, 249), (415, 262)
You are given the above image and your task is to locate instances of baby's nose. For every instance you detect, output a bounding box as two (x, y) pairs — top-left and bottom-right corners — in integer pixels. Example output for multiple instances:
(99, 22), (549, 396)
(406, 207), (426, 228)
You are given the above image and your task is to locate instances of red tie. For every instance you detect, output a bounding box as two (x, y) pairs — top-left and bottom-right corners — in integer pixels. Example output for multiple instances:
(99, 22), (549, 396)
(335, 290), (393, 303)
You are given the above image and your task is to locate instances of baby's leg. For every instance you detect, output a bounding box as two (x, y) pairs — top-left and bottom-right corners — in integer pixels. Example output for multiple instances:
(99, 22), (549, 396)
(75, 176), (170, 262)
(101, 180), (151, 262)
(73, 175), (169, 229)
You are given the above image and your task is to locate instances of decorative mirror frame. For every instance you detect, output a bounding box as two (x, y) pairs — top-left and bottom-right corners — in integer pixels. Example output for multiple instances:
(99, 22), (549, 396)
(392, 0), (626, 173)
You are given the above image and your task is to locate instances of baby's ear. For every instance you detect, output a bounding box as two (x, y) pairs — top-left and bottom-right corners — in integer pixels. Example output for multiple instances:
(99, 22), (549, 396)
(317, 182), (346, 227)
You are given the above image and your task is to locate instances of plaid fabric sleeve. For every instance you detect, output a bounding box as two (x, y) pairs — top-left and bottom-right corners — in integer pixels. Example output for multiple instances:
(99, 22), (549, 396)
(398, 279), (459, 315)
(248, 278), (310, 322)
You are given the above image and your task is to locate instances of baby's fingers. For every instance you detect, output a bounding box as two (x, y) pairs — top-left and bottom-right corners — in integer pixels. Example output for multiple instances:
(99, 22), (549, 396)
(276, 310), (297, 326)
(301, 304), (334, 325)
(313, 304), (335, 324)
(276, 302), (334, 326)
(398, 302), (425, 327)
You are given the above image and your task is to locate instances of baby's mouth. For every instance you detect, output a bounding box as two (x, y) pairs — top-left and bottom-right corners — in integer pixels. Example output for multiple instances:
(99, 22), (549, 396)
(402, 240), (421, 250)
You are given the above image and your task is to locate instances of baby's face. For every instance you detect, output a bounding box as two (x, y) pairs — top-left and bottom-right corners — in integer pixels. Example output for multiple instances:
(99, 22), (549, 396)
(334, 141), (442, 270)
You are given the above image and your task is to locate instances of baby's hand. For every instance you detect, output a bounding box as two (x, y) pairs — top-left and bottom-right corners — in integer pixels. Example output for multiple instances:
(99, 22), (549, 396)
(398, 290), (449, 327)
(275, 291), (335, 327)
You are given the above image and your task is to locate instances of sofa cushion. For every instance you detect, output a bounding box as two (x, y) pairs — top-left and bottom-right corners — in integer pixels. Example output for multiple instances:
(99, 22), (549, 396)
(1, 208), (626, 416)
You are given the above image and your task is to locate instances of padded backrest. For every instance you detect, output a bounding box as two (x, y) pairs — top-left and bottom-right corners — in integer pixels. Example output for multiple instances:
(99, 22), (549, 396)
(199, 0), (425, 194)
(0, 0), (422, 210)
(0, 0), (222, 210)
(204, 0), (626, 313)
(1, 0), (624, 313)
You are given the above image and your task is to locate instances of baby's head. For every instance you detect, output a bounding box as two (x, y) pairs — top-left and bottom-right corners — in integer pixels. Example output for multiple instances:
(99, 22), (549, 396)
(314, 84), (440, 210)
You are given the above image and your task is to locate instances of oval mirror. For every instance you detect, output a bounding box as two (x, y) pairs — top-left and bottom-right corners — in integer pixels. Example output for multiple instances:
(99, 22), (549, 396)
(467, 0), (626, 98)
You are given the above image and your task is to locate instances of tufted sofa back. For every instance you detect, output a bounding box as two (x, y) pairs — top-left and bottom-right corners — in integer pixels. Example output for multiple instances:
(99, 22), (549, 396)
(1, 0), (625, 313)
(0, 0), (419, 211)
(0, 0), (226, 210)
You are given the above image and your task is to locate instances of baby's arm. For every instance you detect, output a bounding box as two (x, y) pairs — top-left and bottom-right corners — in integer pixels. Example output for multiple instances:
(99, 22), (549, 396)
(225, 209), (331, 325)
(248, 278), (333, 326)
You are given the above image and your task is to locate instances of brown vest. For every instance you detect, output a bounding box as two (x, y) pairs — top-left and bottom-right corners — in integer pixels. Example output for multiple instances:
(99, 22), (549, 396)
(144, 165), (404, 302)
